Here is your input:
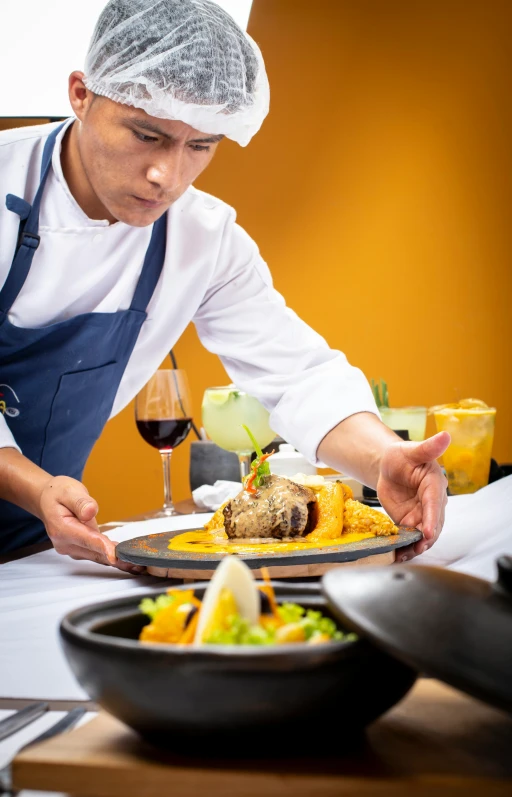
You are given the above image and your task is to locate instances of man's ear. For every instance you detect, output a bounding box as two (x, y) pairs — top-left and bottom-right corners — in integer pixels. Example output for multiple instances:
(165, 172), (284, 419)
(68, 71), (95, 121)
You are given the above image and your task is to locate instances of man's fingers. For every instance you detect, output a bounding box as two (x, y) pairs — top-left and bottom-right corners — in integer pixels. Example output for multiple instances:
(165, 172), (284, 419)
(421, 499), (440, 541)
(113, 559), (147, 575)
(75, 495), (99, 524)
(406, 431), (451, 465)
(99, 537), (146, 573)
(51, 516), (113, 559)
(64, 544), (111, 566)
(56, 479), (99, 524)
(63, 544), (145, 574)
(54, 523), (145, 574)
(395, 542), (417, 563)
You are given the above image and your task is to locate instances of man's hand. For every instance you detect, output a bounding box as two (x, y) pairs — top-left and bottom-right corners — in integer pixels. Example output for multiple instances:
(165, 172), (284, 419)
(0, 448), (143, 573)
(317, 413), (451, 560)
(38, 475), (144, 573)
(377, 432), (450, 559)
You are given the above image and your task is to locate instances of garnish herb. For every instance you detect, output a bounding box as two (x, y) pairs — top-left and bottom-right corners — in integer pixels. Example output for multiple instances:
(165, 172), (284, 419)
(371, 378), (389, 408)
(242, 424), (274, 494)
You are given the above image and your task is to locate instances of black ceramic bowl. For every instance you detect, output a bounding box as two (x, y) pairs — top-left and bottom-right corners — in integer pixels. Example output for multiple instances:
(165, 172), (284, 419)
(60, 582), (416, 752)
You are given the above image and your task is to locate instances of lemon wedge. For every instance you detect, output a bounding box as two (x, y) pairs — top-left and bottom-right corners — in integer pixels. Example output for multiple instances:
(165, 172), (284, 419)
(458, 398), (488, 409)
(430, 398), (489, 414)
(428, 403), (458, 414)
(193, 556), (259, 645)
(205, 388), (233, 406)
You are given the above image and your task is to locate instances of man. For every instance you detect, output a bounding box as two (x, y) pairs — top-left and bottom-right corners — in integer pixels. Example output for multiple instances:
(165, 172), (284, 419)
(0, 0), (449, 569)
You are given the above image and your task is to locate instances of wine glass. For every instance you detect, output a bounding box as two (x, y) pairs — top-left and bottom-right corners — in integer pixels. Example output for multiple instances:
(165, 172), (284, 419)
(135, 370), (193, 517)
(201, 385), (275, 481)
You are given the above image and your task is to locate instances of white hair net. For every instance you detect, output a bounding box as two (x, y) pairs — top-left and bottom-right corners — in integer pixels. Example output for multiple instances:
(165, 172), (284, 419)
(83, 0), (269, 146)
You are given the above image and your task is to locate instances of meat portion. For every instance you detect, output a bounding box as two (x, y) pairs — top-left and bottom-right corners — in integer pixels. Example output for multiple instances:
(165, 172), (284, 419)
(223, 474), (317, 539)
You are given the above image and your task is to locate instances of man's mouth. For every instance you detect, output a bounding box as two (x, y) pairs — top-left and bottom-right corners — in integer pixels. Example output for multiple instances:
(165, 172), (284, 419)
(132, 195), (166, 208)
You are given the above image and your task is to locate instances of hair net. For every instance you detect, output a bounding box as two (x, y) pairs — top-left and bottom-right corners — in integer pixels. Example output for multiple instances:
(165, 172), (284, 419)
(83, 0), (269, 146)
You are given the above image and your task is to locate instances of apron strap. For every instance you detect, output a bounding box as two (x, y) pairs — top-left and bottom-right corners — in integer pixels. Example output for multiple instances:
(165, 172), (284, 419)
(1, 119), (166, 317)
(129, 212), (168, 312)
(0, 123), (67, 314)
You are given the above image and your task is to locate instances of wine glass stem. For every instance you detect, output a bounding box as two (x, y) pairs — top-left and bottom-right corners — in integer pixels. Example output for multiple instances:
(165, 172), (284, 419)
(238, 453), (251, 482)
(160, 450), (174, 513)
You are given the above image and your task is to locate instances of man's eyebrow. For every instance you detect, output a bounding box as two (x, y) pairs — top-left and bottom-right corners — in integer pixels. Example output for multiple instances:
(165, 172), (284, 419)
(189, 134), (225, 143)
(126, 117), (224, 143)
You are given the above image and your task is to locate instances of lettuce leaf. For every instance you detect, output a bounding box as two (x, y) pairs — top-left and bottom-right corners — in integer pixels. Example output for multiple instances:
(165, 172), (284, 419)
(204, 614), (276, 646)
(139, 594), (176, 620)
(203, 603), (356, 646)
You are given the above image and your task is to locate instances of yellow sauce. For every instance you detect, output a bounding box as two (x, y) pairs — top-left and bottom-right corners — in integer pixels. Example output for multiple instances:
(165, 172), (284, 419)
(168, 528), (378, 556)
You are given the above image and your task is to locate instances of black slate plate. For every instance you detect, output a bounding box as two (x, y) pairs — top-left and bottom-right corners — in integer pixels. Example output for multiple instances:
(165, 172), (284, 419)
(115, 527), (423, 570)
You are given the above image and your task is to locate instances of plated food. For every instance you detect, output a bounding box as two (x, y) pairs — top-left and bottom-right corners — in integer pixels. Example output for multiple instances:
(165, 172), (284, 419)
(139, 556), (354, 647)
(168, 425), (411, 556)
(169, 473), (400, 555)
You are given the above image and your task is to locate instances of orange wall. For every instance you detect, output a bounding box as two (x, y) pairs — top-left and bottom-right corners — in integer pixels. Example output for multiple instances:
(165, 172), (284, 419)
(85, 0), (512, 521)
(6, 0), (512, 520)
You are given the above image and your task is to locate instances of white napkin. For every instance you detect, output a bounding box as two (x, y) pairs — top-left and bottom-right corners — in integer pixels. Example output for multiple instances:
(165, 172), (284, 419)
(411, 474), (512, 581)
(192, 480), (242, 511)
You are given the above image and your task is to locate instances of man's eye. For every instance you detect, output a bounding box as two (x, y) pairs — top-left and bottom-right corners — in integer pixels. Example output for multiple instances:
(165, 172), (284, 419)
(133, 131), (159, 143)
(190, 144), (210, 152)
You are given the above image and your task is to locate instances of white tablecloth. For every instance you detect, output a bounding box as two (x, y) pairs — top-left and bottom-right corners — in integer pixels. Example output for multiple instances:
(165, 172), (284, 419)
(0, 514), (211, 701)
(1, 478), (511, 701)
(409, 475), (512, 579)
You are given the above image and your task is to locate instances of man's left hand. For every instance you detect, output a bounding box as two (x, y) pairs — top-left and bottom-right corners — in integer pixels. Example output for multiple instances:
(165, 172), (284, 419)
(377, 431), (450, 560)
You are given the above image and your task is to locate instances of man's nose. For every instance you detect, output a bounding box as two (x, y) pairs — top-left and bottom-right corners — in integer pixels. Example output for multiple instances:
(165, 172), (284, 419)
(146, 150), (183, 192)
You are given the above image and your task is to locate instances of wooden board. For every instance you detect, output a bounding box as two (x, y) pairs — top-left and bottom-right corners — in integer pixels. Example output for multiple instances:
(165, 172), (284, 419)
(148, 550), (395, 579)
(13, 680), (512, 797)
(116, 527), (422, 581)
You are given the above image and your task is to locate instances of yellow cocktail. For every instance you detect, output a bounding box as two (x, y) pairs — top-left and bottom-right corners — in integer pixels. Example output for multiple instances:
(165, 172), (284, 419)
(433, 399), (496, 495)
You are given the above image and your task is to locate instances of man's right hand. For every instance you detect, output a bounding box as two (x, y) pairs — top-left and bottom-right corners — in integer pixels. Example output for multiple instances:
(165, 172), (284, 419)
(39, 475), (144, 573)
(0, 448), (143, 573)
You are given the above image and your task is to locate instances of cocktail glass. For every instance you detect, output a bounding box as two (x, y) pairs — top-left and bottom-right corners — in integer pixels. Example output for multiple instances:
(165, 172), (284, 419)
(433, 406), (496, 494)
(201, 386), (275, 481)
(379, 406), (428, 442)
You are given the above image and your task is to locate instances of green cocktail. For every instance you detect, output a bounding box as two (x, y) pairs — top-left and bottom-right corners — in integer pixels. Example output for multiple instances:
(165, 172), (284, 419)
(379, 406), (428, 442)
(202, 386), (275, 480)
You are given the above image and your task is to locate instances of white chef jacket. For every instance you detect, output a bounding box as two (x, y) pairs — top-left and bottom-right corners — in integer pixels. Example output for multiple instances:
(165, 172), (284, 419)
(0, 119), (379, 465)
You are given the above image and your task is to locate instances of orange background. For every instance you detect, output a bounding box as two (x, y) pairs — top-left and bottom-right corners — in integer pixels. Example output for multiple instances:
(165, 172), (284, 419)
(3, 0), (512, 521)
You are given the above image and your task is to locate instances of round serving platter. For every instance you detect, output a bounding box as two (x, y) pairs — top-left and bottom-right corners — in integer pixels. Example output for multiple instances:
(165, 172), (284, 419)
(115, 527), (423, 579)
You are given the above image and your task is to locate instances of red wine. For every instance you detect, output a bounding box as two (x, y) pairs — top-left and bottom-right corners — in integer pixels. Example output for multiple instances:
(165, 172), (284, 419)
(136, 418), (192, 451)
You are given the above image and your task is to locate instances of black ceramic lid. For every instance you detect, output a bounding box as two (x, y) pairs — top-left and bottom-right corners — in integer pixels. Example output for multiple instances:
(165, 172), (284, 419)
(322, 556), (512, 714)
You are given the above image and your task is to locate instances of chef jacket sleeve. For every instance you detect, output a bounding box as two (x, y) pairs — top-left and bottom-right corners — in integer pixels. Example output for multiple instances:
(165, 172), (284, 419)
(193, 216), (380, 465)
(0, 414), (22, 453)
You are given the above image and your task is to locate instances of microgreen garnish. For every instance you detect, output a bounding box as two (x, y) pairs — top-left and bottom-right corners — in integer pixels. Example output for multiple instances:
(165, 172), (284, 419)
(242, 424), (274, 494)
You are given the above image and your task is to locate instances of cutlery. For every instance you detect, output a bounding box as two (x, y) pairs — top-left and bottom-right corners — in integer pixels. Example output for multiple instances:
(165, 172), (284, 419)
(0, 706), (86, 794)
(0, 703), (48, 743)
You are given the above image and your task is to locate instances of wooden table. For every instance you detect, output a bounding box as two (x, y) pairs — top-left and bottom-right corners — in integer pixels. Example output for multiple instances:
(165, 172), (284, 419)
(12, 679), (512, 796)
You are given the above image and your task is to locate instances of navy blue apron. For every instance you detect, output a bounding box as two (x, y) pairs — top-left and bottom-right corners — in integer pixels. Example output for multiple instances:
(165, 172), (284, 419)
(0, 123), (167, 554)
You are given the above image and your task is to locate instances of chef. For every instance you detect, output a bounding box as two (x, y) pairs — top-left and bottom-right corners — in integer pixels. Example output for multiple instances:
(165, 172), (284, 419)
(0, 0), (449, 569)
